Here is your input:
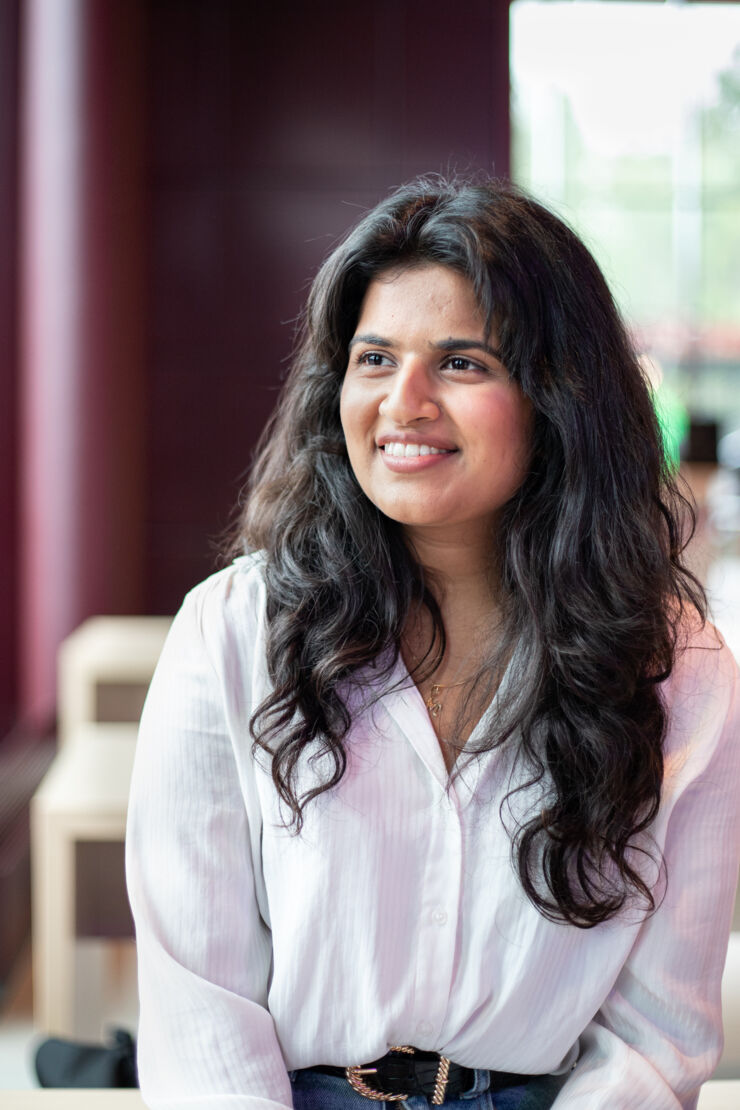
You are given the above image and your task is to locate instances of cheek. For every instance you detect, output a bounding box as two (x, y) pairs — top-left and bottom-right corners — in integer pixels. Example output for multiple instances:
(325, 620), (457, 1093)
(502, 382), (532, 438)
(338, 381), (355, 445)
(339, 380), (373, 448)
(339, 385), (378, 500)
(478, 392), (533, 469)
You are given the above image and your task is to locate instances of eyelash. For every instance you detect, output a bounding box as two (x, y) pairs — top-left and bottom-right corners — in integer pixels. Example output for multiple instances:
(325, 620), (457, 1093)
(355, 351), (488, 374)
(444, 355), (485, 373)
(357, 352), (390, 366)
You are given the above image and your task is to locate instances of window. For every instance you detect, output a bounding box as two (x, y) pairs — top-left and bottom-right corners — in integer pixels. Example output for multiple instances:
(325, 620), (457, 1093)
(511, 0), (740, 456)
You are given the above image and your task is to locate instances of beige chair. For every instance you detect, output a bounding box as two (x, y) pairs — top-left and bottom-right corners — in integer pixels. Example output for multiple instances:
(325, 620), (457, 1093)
(699, 1080), (740, 1108)
(31, 722), (138, 1035)
(717, 931), (740, 1079)
(31, 615), (171, 1036)
(57, 616), (172, 746)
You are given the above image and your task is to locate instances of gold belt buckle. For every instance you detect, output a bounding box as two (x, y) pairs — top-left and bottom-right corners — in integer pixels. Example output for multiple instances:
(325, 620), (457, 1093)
(431, 1055), (451, 1105)
(345, 1064), (408, 1101)
(345, 1046), (451, 1105)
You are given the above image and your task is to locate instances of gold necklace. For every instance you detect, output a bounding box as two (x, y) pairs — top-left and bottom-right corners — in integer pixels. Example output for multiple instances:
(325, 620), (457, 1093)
(411, 621), (491, 724)
(425, 674), (477, 719)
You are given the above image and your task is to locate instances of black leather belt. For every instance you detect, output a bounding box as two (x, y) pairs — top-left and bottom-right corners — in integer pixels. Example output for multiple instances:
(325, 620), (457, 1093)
(303, 1046), (531, 1104)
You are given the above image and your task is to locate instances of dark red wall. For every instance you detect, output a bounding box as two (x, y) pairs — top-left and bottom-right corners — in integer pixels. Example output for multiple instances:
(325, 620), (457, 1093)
(0, 0), (511, 733)
(0, 0), (19, 734)
(144, 0), (510, 613)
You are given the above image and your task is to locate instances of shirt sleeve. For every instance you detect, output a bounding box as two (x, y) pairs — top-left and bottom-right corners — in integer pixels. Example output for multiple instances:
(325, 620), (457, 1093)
(553, 637), (740, 1110)
(125, 569), (293, 1110)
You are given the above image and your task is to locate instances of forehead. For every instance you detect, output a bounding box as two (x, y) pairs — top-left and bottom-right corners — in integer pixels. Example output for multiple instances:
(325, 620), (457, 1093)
(357, 263), (486, 332)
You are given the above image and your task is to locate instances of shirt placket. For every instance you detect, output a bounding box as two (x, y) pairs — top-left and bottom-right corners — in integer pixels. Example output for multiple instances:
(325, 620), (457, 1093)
(410, 782), (464, 1047)
(381, 682), (465, 1048)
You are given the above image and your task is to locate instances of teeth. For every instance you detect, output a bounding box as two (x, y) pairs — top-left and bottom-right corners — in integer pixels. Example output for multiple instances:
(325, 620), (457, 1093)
(383, 442), (448, 457)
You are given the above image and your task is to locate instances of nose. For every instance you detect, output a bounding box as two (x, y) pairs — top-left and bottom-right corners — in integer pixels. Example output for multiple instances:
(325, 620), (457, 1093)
(378, 357), (440, 424)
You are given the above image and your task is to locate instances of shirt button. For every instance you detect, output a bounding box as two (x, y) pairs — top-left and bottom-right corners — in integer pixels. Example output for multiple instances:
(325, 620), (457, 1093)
(431, 908), (448, 925)
(417, 1020), (433, 1037)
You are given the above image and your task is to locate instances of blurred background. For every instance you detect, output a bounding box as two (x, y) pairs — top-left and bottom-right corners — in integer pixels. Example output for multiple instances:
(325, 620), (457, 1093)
(0, 0), (739, 1091)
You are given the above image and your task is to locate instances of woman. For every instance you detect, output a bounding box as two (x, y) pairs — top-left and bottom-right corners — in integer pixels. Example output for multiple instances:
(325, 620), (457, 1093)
(126, 177), (740, 1109)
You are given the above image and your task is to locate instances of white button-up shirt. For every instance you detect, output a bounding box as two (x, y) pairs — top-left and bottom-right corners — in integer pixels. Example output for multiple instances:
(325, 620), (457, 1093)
(126, 554), (740, 1110)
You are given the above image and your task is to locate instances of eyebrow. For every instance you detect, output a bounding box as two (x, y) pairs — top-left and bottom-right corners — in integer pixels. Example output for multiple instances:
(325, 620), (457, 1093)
(435, 337), (503, 361)
(348, 333), (393, 350)
(348, 334), (503, 361)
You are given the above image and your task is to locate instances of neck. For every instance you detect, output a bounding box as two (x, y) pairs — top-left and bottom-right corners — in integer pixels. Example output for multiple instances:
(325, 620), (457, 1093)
(402, 526), (503, 682)
(403, 523), (500, 626)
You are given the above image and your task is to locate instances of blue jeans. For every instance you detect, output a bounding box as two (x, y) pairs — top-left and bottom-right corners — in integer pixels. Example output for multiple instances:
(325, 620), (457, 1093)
(289, 1067), (566, 1109)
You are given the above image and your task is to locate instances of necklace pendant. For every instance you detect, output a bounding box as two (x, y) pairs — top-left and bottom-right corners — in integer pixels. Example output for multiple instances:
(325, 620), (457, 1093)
(427, 684), (443, 719)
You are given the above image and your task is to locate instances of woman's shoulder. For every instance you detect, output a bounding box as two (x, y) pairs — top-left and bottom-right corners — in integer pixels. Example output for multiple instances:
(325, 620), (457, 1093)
(661, 610), (739, 775)
(669, 611), (738, 695)
(169, 551), (269, 664)
(183, 550), (267, 609)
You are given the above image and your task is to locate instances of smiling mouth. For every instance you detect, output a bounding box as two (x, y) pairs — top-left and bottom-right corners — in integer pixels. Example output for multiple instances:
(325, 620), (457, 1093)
(381, 443), (455, 458)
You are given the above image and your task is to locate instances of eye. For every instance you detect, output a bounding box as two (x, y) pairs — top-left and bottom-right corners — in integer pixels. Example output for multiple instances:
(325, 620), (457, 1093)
(442, 355), (488, 375)
(358, 350), (392, 366)
(350, 350), (396, 373)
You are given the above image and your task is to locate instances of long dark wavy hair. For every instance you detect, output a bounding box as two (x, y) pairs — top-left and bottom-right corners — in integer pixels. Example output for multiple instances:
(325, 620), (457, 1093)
(236, 176), (705, 927)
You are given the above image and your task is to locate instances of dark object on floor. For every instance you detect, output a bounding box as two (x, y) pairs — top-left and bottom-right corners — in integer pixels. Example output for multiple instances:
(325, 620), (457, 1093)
(34, 1027), (138, 1087)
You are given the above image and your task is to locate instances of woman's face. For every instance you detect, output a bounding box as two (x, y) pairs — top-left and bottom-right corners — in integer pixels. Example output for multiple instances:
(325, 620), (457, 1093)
(340, 264), (533, 548)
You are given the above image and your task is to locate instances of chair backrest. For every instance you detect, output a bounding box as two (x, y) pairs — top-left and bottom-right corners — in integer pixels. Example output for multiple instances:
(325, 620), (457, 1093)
(716, 931), (740, 1080)
(57, 616), (172, 745)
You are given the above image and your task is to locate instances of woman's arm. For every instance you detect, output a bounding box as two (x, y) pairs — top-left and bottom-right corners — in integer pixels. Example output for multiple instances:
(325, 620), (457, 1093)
(126, 567), (293, 1110)
(554, 637), (740, 1110)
